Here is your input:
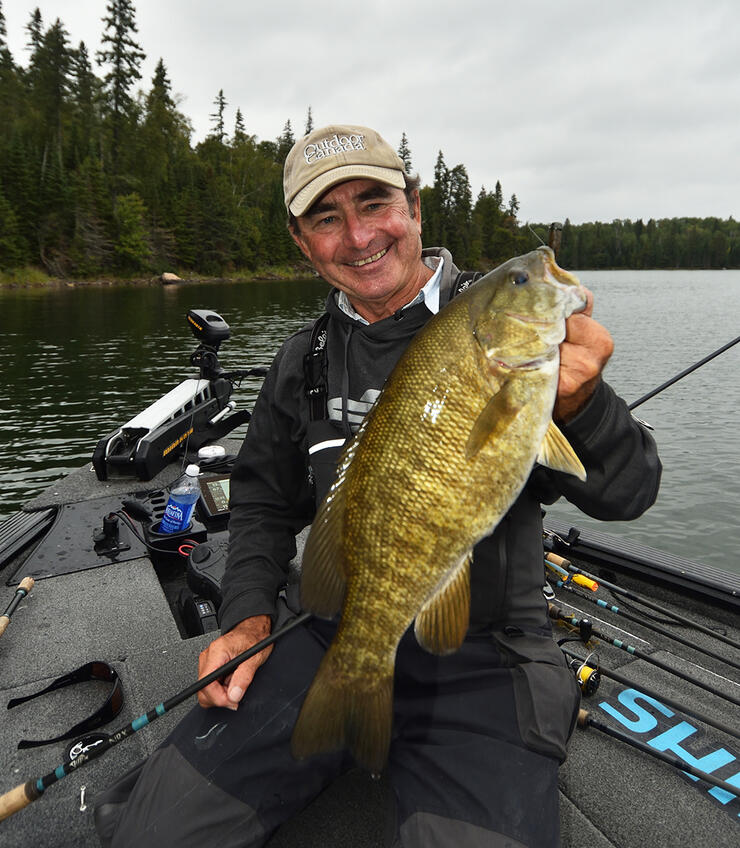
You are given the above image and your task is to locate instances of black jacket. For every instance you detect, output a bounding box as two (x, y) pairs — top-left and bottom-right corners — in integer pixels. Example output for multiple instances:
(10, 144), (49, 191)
(219, 247), (662, 640)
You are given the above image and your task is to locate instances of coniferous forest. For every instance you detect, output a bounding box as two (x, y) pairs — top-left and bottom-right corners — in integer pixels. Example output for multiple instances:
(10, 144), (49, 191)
(1, 1), (739, 280)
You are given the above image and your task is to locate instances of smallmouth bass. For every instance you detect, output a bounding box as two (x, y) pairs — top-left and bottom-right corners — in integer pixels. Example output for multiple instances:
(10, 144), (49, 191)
(292, 246), (588, 772)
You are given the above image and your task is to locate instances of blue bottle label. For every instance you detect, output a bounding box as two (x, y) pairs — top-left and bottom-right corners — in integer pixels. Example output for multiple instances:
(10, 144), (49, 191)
(159, 499), (195, 533)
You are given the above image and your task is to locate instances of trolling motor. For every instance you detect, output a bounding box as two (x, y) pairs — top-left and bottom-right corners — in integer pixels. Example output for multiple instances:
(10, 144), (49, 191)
(92, 309), (267, 481)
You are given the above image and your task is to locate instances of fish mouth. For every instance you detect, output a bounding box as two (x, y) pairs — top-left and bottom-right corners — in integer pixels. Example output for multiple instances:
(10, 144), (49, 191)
(493, 346), (558, 370)
(348, 247), (389, 268)
(505, 313), (554, 327)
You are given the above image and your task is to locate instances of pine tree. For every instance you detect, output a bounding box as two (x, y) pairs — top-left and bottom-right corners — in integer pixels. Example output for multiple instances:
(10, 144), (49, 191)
(70, 41), (100, 162)
(138, 58), (190, 230)
(96, 0), (146, 175)
(397, 132), (412, 173)
(113, 191), (151, 270)
(0, 190), (29, 268)
(25, 7), (43, 53)
(276, 119), (294, 163)
(233, 108), (246, 144)
(304, 105), (313, 135)
(0, 0), (11, 66)
(209, 89), (227, 142)
(36, 19), (72, 148)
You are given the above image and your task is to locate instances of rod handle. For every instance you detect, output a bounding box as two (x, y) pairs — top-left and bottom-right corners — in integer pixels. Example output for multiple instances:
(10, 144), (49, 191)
(0, 616), (8, 637)
(18, 577), (35, 593)
(0, 780), (40, 822)
(577, 708), (591, 728)
(545, 554), (598, 591)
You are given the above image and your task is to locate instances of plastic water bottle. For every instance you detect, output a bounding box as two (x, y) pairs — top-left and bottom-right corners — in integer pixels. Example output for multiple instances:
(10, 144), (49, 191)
(159, 464), (200, 534)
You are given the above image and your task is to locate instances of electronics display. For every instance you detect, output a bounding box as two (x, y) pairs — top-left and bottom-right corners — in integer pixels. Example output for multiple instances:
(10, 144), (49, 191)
(198, 475), (231, 520)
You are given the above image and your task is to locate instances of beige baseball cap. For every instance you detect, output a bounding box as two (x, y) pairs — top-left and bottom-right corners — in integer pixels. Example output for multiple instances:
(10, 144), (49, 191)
(284, 124), (407, 217)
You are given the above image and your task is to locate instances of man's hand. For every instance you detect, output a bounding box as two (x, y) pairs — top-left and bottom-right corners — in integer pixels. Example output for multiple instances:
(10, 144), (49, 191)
(197, 615), (273, 709)
(554, 288), (614, 423)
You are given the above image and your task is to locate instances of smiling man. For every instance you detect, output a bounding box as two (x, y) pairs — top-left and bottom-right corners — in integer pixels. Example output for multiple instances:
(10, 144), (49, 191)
(96, 125), (661, 848)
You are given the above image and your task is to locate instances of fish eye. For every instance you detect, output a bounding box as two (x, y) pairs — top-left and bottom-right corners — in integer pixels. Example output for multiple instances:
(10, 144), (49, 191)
(512, 272), (529, 285)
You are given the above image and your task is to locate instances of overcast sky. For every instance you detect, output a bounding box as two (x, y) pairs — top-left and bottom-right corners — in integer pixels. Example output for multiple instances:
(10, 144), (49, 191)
(3, 0), (738, 224)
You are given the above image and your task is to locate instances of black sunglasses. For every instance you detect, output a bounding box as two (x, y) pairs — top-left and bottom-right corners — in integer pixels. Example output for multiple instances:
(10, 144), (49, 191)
(7, 660), (123, 749)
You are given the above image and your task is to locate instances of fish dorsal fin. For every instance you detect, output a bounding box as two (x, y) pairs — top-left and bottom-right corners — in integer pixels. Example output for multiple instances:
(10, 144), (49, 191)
(300, 485), (348, 618)
(414, 553), (472, 655)
(537, 420), (586, 481)
(465, 381), (523, 459)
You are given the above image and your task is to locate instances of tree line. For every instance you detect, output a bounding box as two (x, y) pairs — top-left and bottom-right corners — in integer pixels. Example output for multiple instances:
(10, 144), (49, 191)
(1, 1), (738, 278)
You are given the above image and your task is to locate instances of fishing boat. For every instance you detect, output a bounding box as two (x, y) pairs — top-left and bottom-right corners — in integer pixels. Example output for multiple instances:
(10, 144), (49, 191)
(0, 310), (738, 848)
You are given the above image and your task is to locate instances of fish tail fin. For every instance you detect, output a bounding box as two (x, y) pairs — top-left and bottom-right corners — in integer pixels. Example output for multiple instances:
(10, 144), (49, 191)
(291, 650), (394, 774)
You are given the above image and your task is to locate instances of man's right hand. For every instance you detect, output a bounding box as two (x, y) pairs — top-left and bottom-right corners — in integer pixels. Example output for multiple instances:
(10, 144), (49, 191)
(197, 614), (273, 709)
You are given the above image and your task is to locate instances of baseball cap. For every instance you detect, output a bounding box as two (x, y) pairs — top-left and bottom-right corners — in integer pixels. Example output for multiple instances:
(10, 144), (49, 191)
(283, 124), (407, 217)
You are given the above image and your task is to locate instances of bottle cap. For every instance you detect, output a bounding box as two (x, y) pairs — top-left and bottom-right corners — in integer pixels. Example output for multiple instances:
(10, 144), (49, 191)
(185, 464), (200, 476)
(198, 445), (226, 460)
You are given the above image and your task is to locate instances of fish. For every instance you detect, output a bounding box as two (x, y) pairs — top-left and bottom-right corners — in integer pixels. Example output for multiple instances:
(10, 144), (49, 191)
(291, 245), (588, 773)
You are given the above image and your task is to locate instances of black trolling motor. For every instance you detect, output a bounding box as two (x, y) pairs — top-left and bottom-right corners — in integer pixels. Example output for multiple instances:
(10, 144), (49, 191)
(92, 309), (267, 482)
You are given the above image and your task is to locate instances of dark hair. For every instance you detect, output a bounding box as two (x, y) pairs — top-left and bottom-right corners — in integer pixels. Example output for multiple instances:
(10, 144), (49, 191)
(288, 172), (421, 234)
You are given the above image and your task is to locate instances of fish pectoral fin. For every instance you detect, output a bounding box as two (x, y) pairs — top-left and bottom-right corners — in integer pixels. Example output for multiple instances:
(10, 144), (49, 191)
(537, 420), (587, 480)
(300, 491), (348, 618)
(414, 553), (471, 655)
(465, 381), (522, 459)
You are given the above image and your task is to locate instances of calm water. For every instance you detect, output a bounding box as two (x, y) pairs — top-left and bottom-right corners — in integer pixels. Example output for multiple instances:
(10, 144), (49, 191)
(1, 271), (738, 574)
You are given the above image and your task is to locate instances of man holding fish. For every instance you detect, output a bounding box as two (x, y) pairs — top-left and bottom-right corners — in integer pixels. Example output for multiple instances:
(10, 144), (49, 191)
(98, 125), (661, 847)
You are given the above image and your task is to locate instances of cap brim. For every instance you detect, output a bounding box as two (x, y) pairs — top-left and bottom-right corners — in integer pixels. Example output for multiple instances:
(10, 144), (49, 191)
(289, 165), (406, 217)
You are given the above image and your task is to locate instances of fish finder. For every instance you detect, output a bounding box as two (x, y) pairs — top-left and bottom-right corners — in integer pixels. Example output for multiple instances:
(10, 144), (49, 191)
(198, 474), (231, 522)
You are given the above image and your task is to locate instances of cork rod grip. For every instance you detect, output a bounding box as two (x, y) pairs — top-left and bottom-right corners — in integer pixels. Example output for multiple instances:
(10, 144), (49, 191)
(0, 780), (40, 821)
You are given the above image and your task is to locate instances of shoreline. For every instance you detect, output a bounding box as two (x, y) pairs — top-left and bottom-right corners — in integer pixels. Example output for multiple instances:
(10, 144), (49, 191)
(0, 263), (316, 291)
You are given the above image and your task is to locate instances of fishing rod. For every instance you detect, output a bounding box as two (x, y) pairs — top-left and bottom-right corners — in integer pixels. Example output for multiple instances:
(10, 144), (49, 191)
(548, 572), (740, 672)
(577, 708), (739, 800)
(549, 603), (740, 709)
(0, 611), (313, 822)
(628, 333), (740, 411)
(0, 577), (34, 638)
(544, 546), (740, 653)
(561, 645), (740, 743)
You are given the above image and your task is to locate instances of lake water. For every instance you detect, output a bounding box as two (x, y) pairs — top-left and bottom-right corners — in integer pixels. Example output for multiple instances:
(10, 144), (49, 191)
(1, 270), (738, 575)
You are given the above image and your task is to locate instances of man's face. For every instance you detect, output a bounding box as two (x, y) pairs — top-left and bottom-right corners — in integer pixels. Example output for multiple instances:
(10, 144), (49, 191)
(290, 179), (429, 322)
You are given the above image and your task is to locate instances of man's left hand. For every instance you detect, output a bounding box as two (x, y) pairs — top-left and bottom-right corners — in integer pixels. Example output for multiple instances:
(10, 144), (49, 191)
(554, 288), (614, 423)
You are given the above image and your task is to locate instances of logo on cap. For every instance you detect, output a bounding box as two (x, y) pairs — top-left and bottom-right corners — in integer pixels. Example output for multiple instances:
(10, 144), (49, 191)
(304, 133), (366, 165)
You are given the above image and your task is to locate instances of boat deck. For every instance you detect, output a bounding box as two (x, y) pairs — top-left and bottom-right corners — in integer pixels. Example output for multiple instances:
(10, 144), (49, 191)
(1, 453), (738, 846)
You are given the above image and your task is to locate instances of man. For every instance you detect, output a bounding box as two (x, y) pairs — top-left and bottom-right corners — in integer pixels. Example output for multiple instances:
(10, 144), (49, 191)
(96, 125), (661, 847)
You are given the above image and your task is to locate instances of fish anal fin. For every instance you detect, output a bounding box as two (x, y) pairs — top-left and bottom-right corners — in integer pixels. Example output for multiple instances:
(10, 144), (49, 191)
(300, 486), (348, 618)
(465, 382), (523, 459)
(414, 553), (471, 654)
(537, 420), (586, 481)
(291, 650), (394, 774)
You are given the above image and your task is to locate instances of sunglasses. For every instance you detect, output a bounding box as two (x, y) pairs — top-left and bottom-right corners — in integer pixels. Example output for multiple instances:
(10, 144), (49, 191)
(7, 660), (123, 749)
